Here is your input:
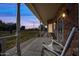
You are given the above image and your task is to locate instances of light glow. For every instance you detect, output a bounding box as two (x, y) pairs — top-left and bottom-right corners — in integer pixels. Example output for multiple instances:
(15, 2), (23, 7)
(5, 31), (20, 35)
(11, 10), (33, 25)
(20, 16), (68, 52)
(62, 13), (66, 18)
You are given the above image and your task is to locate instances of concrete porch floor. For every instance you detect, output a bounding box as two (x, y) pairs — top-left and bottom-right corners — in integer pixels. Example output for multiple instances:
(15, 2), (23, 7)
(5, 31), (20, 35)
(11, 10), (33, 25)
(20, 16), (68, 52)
(5, 37), (52, 56)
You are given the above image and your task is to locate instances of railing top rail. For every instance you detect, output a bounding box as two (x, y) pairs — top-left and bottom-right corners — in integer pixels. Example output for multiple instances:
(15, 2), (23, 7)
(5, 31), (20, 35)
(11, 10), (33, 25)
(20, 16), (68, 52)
(0, 35), (16, 39)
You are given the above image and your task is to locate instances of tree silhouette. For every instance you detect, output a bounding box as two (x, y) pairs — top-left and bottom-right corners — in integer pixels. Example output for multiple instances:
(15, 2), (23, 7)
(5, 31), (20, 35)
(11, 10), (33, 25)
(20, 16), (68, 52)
(0, 20), (2, 24)
(39, 24), (45, 31)
(0, 20), (17, 33)
(20, 26), (25, 30)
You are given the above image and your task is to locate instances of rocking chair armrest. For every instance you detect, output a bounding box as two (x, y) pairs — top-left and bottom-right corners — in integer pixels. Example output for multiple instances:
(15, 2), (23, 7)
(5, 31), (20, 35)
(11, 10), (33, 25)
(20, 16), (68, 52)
(52, 40), (64, 48)
(42, 41), (62, 56)
(42, 44), (60, 56)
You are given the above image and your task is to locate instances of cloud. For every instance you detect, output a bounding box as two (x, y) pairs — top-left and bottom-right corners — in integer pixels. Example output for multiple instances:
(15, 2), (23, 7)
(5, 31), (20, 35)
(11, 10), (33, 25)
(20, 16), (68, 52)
(0, 16), (40, 29)
(0, 3), (40, 29)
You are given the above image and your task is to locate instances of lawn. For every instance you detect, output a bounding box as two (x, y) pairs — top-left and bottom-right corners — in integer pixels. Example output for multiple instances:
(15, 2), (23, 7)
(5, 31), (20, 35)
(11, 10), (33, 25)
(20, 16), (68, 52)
(0, 30), (39, 50)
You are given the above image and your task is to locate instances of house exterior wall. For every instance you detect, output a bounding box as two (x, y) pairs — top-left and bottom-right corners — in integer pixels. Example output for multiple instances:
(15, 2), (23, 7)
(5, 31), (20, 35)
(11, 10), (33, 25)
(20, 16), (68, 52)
(47, 3), (79, 55)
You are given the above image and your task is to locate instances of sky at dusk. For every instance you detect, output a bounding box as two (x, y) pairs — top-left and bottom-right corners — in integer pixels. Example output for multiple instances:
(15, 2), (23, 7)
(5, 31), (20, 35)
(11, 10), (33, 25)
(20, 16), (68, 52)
(0, 3), (40, 29)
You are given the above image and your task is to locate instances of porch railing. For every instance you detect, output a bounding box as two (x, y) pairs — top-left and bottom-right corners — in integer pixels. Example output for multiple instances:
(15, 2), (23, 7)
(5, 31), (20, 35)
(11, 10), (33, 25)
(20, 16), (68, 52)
(0, 3), (21, 56)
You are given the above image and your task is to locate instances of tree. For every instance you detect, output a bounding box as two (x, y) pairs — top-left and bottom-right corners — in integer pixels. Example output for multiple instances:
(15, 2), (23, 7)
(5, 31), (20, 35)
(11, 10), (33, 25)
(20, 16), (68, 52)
(0, 20), (16, 34)
(20, 26), (25, 30)
(7, 23), (16, 33)
(39, 24), (45, 31)
(0, 20), (6, 31)
(0, 20), (2, 24)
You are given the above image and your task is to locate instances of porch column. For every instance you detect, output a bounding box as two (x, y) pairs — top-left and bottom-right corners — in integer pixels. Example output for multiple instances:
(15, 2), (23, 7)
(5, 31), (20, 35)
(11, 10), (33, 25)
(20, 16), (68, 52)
(57, 18), (59, 42)
(40, 21), (42, 37)
(16, 3), (21, 56)
(62, 19), (64, 44)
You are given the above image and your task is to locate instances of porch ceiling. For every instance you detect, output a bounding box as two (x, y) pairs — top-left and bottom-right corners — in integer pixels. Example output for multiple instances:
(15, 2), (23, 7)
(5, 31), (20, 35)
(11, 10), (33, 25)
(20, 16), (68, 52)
(25, 3), (62, 25)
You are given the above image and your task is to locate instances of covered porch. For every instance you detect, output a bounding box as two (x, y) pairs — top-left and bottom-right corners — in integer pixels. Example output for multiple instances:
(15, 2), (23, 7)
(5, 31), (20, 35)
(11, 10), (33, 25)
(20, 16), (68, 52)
(0, 3), (79, 56)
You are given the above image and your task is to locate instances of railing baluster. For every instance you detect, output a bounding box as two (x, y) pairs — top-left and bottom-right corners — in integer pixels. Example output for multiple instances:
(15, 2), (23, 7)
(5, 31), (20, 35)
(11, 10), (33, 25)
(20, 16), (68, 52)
(0, 35), (16, 56)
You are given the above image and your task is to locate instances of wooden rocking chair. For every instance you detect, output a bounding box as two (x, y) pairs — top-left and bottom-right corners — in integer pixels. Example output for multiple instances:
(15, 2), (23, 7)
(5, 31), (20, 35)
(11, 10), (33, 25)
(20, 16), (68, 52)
(41, 27), (77, 56)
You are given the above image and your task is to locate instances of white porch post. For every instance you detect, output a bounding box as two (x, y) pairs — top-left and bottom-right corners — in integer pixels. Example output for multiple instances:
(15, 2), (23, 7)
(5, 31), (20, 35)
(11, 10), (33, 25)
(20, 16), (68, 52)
(62, 19), (64, 44)
(57, 18), (59, 42)
(40, 21), (41, 37)
(16, 3), (21, 56)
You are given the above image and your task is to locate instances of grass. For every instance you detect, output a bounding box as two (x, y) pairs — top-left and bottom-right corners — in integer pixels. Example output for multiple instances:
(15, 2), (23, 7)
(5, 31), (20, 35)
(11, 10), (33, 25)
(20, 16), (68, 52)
(0, 30), (39, 50)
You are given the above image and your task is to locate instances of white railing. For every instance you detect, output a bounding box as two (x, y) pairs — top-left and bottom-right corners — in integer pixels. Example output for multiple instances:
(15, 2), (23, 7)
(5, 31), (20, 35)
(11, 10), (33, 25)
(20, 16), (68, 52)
(0, 35), (16, 39)
(0, 34), (16, 55)
(0, 3), (21, 56)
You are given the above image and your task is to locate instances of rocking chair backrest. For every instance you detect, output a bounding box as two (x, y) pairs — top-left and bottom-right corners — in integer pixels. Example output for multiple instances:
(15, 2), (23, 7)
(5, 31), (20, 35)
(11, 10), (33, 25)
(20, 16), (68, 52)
(61, 27), (76, 56)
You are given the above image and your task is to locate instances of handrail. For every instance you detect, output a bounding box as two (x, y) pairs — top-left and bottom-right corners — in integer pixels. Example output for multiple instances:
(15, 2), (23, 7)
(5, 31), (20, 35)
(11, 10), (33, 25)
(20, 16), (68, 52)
(0, 35), (16, 39)
(61, 27), (76, 56)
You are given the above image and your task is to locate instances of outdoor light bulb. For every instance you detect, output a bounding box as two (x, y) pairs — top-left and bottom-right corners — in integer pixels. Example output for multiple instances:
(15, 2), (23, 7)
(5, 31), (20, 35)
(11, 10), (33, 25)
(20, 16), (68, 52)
(45, 25), (47, 28)
(62, 13), (66, 18)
